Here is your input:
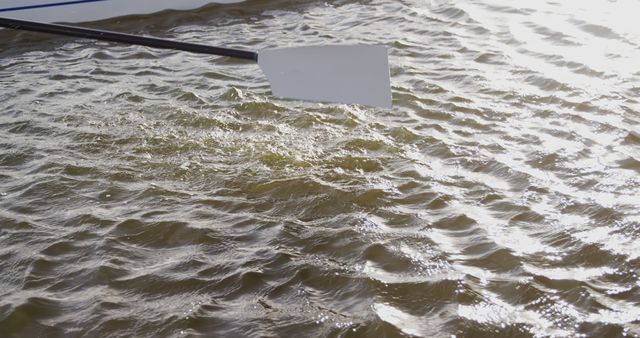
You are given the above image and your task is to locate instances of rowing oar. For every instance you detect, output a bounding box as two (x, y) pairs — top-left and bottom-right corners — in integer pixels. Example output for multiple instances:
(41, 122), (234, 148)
(0, 17), (392, 107)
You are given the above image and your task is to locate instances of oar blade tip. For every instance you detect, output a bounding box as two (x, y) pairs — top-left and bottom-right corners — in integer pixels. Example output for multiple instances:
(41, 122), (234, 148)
(258, 45), (392, 108)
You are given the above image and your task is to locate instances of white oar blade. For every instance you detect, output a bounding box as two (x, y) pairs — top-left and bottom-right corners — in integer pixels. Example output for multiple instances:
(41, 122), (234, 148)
(257, 45), (392, 108)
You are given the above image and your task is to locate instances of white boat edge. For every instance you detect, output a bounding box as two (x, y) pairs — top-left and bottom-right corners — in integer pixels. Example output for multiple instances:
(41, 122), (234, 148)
(0, 0), (244, 23)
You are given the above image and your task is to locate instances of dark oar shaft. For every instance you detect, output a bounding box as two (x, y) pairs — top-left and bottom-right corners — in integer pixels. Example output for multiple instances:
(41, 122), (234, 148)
(0, 17), (258, 61)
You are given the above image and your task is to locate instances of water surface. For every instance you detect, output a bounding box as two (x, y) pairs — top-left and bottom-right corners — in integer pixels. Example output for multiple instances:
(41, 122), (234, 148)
(1, 0), (639, 337)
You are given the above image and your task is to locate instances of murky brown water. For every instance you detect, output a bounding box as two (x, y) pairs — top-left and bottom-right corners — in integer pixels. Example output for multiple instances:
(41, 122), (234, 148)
(1, 0), (639, 337)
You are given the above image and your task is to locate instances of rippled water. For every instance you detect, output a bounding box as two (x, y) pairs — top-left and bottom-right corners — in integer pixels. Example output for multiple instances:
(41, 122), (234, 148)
(1, 0), (640, 337)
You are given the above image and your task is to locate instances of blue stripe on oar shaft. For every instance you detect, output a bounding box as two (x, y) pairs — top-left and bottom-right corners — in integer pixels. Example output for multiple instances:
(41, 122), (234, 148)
(0, 0), (107, 12)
